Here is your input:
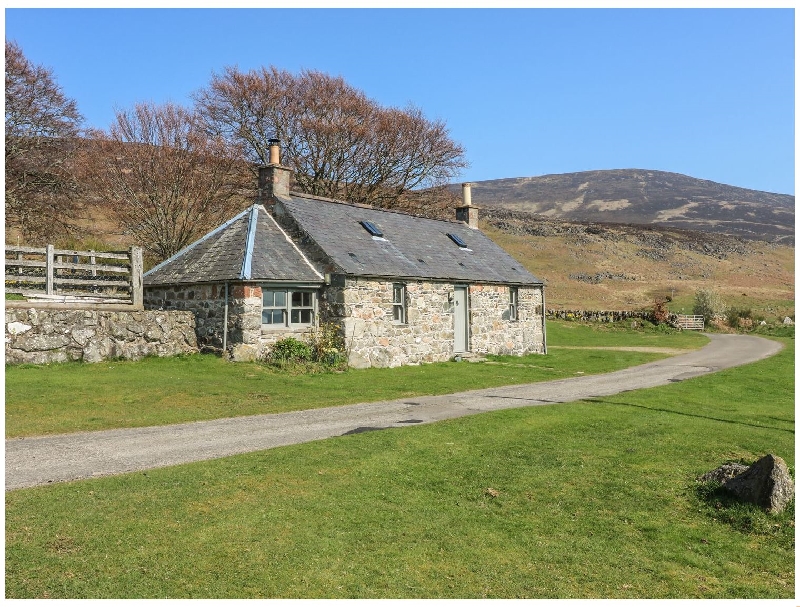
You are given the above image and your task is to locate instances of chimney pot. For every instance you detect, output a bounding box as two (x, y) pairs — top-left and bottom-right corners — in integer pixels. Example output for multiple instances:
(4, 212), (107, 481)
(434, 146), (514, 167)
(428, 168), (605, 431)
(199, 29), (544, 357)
(268, 138), (281, 165)
(456, 182), (478, 229)
(461, 182), (473, 207)
(259, 139), (292, 203)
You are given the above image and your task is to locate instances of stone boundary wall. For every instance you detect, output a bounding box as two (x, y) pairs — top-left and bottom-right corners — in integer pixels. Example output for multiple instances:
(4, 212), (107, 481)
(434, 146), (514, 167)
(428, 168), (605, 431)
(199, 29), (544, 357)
(547, 309), (679, 325)
(5, 307), (198, 365)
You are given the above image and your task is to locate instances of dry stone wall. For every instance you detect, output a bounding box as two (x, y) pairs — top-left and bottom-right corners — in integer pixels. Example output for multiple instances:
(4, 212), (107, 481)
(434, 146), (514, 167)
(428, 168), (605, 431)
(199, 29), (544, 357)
(5, 307), (197, 365)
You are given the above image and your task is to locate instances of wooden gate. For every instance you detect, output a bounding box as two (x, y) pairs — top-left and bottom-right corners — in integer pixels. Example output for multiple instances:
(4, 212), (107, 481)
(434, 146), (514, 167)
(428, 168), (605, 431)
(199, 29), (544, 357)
(5, 244), (143, 308)
(677, 314), (705, 330)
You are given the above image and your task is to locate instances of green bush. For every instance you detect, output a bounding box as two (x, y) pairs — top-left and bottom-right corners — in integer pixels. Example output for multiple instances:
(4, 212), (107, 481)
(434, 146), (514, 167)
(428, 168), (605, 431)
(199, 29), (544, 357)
(305, 322), (346, 366)
(693, 288), (727, 324)
(269, 337), (313, 363)
(727, 308), (752, 330)
(266, 324), (348, 372)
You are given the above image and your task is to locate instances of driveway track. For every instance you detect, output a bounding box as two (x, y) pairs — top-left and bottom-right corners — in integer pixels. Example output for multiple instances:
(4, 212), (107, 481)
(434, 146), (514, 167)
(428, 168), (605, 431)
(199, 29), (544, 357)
(5, 334), (782, 490)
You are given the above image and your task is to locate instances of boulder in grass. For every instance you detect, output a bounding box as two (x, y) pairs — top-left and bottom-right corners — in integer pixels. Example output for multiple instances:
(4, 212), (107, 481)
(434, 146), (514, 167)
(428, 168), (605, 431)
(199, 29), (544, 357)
(722, 454), (794, 513)
(698, 462), (748, 484)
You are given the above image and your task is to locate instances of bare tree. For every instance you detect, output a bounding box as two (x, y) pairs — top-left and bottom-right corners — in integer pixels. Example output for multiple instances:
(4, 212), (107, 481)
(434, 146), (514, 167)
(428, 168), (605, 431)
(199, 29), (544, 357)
(194, 66), (468, 208)
(5, 40), (83, 242)
(83, 102), (250, 261)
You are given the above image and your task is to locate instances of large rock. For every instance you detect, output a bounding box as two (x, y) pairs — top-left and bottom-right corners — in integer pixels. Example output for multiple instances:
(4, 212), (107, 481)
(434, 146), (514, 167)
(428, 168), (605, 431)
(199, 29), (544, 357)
(723, 454), (794, 513)
(698, 462), (748, 484)
(229, 343), (257, 362)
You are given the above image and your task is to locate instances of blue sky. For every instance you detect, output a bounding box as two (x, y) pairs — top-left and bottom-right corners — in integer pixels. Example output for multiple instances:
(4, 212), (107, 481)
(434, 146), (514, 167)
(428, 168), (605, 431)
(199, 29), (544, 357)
(5, 7), (795, 195)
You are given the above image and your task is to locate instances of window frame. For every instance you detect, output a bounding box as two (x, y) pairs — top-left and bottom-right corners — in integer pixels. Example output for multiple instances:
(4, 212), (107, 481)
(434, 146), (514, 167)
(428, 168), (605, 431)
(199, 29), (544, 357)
(509, 286), (519, 322)
(392, 283), (407, 325)
(261, 287), (318, 329)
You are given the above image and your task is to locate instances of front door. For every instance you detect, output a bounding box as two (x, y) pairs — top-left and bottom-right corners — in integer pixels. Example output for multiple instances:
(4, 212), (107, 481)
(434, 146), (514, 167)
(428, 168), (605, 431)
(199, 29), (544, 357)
(454, 286), (469, 353)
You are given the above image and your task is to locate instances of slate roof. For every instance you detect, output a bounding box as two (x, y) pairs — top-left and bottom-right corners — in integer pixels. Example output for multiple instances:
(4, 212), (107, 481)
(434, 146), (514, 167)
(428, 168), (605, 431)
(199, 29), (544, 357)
(281, 194), (542, 286)
(144, 193), (543, 287)
(144, 205), (324, 286)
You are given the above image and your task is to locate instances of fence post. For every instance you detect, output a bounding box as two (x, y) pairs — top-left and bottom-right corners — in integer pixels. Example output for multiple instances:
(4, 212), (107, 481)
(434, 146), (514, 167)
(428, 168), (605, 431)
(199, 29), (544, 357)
(130, 246), (144, 309)
(46, 244), (54, 295)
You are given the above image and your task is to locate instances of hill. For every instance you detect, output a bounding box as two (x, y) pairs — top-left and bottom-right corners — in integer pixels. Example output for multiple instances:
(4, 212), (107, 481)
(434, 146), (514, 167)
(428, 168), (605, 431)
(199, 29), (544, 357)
(454, 169), (794, 245)
(7, 162), (793, 319)
(480, 208), (793, 320)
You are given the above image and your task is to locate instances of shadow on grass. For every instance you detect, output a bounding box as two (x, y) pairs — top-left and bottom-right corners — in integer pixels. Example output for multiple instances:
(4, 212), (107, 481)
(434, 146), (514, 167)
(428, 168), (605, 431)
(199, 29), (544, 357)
(584, 398), (795, 435)
(693, 479), (795, 542)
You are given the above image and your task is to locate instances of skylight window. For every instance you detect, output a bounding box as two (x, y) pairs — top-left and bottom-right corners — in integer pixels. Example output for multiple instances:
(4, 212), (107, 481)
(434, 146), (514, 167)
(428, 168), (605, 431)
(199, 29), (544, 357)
(360, 220), (383, 238)
(447, 233), (468, 248)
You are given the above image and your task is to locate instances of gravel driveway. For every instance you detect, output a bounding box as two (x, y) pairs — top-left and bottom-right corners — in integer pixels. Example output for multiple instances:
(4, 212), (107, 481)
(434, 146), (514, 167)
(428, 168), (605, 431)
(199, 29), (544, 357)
(5, 333), (782, 491)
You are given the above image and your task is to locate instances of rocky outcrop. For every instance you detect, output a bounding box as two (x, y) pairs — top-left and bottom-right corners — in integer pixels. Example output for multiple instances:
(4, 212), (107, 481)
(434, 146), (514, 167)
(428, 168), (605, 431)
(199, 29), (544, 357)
(483, 208), (756, 258)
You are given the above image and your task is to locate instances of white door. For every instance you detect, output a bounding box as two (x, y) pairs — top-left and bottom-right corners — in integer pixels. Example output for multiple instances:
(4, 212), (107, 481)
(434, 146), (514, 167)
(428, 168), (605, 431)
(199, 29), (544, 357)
(454, 286), (469, 353)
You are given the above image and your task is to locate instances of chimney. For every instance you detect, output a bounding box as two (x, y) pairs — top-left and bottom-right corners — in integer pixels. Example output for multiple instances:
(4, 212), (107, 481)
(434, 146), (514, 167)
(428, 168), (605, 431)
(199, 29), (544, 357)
(258, 138), (292, 202)
(456, 182), (479, 229)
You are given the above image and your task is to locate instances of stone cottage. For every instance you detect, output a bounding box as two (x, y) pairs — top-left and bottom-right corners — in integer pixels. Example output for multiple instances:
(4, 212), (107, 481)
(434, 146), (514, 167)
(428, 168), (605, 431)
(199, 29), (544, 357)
(144, 140), (546, 367)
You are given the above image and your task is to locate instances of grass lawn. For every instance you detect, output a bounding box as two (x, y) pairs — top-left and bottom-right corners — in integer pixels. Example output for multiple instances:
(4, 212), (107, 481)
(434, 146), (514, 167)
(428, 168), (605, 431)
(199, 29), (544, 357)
(4, 327), (792, 598)
(5, 321), (708, 438)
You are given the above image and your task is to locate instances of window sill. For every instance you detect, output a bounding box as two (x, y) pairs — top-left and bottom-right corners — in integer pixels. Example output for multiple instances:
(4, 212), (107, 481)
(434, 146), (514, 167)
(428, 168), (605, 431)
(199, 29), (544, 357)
(261, 326), (313, 333)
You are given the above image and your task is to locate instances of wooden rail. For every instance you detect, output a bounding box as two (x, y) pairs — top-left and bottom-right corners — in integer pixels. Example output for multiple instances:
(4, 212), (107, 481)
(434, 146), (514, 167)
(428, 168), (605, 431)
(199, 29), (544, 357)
(676, 314), (705, 330)
(5, 244), (143, 309)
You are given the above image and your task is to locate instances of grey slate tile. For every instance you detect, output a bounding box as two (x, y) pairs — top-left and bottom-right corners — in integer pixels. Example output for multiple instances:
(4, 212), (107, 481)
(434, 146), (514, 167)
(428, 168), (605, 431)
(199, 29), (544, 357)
(281, 195), (542, 285)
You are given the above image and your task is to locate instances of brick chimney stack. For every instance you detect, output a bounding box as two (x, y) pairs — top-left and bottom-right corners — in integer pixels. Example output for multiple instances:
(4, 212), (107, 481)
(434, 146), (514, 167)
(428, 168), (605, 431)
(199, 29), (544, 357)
(456, 182), (479, 229)
(258, 138), (292, 202)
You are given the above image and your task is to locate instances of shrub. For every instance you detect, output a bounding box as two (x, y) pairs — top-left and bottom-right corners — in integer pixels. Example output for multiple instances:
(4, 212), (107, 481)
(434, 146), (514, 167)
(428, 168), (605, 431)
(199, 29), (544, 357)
(266, 324), (348, 372)
(652, 298), (670, 324)
(269, 337), (313, 363)
(693, 288), (726, 324)
(727, 308), (753, 330)
(305, 322), (347, 367)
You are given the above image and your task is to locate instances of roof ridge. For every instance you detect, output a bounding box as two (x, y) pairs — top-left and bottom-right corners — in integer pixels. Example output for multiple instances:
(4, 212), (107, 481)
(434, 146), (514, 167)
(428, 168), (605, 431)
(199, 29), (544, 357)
(288, 191), (466, 226)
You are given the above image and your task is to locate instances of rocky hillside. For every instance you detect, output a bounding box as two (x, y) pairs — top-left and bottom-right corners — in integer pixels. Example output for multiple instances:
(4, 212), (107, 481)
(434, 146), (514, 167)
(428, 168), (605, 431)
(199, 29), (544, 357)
(454, 170), (794, 245)
(480, 207), (793, 319)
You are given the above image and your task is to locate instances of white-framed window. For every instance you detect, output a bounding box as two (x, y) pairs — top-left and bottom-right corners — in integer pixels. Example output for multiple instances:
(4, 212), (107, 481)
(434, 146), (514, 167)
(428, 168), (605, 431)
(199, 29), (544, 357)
(392, 283), (407, 324)
(262, 288), (316, 327)
(509, 286), (519, 321)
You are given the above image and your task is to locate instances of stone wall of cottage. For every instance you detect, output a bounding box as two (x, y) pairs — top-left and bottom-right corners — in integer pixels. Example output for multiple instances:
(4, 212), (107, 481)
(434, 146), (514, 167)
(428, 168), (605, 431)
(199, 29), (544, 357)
(5, 307), (197, 365)
(469, 284), (545, 356)
(322, 278), (454, 368)
(322, 277), (546, 368)
(144, 279), (546, 366)
(145, 283), (230, 353)
(144, 283), (311, 361)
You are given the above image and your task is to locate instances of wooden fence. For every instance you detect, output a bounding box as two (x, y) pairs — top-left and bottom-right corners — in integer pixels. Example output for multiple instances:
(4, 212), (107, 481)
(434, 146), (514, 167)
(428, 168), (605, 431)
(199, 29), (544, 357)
(5, 244), (143, 309)
(676, 314), (705, 330)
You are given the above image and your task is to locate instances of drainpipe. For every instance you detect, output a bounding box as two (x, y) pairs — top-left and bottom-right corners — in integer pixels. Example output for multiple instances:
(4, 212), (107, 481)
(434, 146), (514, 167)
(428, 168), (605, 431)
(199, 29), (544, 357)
(541, 285), (547, 355)
(223, 282), (229, 355)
